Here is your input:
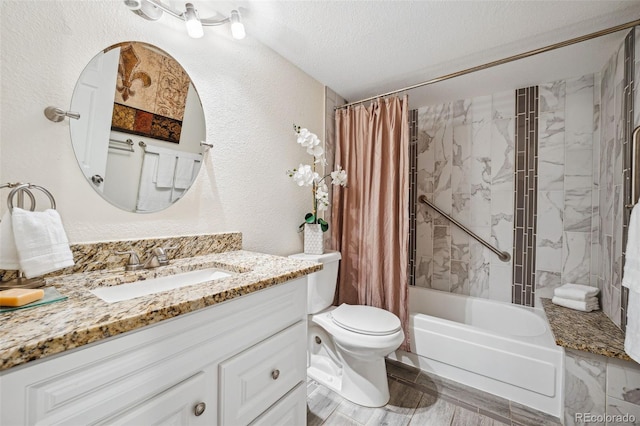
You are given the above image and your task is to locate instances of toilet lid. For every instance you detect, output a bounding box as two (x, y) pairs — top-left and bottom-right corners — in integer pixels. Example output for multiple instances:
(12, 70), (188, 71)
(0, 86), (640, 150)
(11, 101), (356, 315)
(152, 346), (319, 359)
(331, 304), (401, 336)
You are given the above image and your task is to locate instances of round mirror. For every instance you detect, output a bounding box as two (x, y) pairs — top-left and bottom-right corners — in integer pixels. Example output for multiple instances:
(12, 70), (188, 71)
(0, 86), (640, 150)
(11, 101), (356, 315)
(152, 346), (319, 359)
(69, 41), (206, 213)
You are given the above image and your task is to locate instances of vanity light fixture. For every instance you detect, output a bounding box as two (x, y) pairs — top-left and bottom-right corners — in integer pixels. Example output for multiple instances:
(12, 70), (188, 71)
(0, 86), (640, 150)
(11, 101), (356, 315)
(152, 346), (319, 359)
(124, 0), (246, 40)
(183, 3), (203, 39)
(230, 10), (246, 40)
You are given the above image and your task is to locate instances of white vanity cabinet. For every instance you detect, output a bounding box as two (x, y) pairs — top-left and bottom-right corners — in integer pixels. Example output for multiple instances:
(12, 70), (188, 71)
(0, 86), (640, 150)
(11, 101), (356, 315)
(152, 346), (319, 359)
(0, 278), (308, 426)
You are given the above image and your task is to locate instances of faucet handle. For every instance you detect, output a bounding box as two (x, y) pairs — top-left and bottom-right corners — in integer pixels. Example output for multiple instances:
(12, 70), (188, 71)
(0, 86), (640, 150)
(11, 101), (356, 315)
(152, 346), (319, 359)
(115, 250), (143, 271)
(151, 246), (177, 266)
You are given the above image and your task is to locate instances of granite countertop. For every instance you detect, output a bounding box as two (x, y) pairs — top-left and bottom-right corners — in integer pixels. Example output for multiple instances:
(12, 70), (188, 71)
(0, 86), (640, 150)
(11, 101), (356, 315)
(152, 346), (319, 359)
(541, 298), (630, 361)
(0, 251), (321, 371)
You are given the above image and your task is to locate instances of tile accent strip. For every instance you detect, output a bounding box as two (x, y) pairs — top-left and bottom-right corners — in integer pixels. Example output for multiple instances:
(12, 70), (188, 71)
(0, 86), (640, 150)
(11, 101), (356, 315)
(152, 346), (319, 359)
(408, 109), (419, 287)
(513, 87), (539, 306)
(622, 28), (635, 331)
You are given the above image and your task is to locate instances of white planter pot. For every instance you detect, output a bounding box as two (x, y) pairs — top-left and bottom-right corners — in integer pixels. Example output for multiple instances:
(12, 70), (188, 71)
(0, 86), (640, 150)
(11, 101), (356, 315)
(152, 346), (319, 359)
(304, 224), (325, 255)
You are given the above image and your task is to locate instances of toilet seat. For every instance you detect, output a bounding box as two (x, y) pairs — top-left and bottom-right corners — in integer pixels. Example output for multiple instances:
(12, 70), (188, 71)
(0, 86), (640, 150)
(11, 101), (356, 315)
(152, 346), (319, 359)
(330, 304), (401, 336)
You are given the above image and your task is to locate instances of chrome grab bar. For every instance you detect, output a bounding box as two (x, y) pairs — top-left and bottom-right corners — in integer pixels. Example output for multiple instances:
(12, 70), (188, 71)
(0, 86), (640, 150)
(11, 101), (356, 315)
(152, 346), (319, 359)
(626, 126), (640, 209)
(419, 195), (511, 263)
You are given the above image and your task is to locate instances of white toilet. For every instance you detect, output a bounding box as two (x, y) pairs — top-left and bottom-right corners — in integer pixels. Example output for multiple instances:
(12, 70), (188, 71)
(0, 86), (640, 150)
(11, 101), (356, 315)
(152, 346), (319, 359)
(289, 251), (404, 407)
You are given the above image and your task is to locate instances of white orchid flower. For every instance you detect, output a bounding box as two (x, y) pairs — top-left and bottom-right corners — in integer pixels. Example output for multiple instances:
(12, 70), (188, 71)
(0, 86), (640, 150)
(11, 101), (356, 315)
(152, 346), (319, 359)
(292, 164), (318, 187)
(315, 156), (328, 166)
(315, 183), (329, 211)
(308, 133), (320, 147)
(297, 128), (311, 146)
(307, 143), (324, 158)
(288, 124), (347, 231)
(331, 165), (348, 186)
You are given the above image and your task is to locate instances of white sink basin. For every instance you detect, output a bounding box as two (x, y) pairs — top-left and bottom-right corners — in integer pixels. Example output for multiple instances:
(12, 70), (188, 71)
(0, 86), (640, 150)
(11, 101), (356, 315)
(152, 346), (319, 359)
(90, 268), (233, 303)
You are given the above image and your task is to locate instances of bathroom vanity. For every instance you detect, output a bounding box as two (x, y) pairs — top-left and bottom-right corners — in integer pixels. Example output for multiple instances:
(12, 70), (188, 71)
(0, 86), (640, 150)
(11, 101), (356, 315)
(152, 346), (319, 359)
(0, 250), (319, 425)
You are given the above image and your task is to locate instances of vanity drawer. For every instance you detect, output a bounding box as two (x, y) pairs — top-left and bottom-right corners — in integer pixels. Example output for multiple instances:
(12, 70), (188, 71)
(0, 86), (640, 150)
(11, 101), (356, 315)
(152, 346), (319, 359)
(249, 382), (306, 426)
(97, 371), (209, 426)
(219, 320), (306, 426)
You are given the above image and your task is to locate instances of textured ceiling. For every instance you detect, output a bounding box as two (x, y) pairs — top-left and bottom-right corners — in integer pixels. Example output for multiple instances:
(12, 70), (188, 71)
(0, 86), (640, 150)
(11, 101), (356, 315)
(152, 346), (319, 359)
(176, 1), (640, 106)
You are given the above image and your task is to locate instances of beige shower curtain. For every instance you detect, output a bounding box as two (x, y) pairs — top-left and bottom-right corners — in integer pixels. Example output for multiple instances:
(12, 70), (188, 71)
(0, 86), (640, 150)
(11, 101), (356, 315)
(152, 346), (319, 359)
(331, 95), (410, 350)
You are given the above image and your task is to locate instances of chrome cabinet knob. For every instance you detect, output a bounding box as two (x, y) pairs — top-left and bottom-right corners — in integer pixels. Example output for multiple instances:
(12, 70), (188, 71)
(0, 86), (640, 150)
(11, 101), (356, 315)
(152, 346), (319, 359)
(271, 369), (280, 380)
(194, 402), (206, 417)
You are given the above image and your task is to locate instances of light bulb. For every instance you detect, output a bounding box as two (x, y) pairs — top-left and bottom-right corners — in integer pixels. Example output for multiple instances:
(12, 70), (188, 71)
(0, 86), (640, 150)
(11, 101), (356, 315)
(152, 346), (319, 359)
(184, 3), (204, 38)
(230, 10), (246, 40)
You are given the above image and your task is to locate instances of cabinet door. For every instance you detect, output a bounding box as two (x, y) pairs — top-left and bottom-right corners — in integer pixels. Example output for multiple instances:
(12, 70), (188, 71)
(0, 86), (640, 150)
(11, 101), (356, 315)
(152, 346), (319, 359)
(250, 382), (306, 426)
(219, 321), (306, 425)
(98, 371), (210, 426)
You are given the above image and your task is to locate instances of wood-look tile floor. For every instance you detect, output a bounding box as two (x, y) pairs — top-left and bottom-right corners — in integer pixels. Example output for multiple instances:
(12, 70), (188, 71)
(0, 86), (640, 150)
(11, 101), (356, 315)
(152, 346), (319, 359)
(307, 359), (563, 426)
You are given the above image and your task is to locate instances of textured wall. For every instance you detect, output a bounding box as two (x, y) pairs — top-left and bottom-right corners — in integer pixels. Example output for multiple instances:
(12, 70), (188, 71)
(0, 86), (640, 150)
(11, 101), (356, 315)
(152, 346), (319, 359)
(0, 1), (324, 256)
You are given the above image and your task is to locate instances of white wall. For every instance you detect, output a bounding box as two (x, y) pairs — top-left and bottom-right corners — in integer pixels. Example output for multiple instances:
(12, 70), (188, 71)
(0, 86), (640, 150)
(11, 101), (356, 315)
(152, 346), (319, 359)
(0, 1), (324, 255)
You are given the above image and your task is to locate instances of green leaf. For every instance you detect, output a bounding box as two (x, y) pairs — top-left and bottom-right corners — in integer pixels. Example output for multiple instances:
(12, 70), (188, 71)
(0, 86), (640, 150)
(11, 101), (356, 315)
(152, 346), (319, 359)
(318, 218), (329, 232)
(305, 213), (316, 223)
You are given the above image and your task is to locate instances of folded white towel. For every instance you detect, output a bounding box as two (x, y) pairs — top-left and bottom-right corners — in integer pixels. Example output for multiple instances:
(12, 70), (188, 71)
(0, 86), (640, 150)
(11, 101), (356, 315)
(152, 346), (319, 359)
(174, 157), (196, 189)
(552, 296), (599, 312)
(11, 207), (74, 278)
(625, 291), (640, 363)
(156, 153), (176, 188)
(0, 211), (19, 270)
(553, 283), (600, 301)
(623, 202), (640, 292)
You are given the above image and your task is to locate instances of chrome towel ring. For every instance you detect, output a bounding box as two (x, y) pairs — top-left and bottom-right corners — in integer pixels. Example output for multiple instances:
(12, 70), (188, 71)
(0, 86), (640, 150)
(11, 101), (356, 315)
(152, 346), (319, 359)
(1, 182), (36, 212)
(7, 183), (56, 213)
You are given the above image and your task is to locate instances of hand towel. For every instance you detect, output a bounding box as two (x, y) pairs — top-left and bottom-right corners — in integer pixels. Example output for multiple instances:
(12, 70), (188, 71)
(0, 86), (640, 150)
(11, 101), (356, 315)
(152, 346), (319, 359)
(551, 296), (599, 312)
(155, 153), (176, 188)
(0, 211), (19, 270)
(137, 154), (173, 212)
(553, 283), (600, 301)
(11, 207), (75, 278)
(623, 202), (640, 292)
(174, 157), (196, 189)
(625, 291), (640, 363)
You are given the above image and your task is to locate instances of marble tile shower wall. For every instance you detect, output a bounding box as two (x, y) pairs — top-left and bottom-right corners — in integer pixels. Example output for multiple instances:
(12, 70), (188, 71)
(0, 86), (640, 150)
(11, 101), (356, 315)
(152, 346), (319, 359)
(599, 38), (626, 327)
(415, 93), (515, 302)
(564, 349), (640, 426)
(535, 74), (599, 306)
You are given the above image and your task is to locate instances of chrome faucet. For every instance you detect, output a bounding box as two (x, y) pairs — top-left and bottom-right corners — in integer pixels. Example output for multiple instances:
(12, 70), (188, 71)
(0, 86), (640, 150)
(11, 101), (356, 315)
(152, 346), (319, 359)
(116, 247), (176, 270)
(143, 247), (170, 268)
(115, 250), (143, 271)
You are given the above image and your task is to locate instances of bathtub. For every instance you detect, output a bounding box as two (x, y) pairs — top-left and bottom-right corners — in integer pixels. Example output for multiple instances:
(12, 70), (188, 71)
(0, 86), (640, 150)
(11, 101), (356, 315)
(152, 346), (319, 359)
(389, 287), (564, 418)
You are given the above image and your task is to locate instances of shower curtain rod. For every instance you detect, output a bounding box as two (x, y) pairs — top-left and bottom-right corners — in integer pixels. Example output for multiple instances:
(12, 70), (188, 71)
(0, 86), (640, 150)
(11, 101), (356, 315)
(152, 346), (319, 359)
(335, 18), (640, 110)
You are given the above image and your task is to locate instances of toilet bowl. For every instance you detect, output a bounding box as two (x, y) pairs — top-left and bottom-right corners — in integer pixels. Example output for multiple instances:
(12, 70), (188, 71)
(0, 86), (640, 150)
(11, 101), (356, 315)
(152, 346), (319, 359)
(289, 251), (404, 407)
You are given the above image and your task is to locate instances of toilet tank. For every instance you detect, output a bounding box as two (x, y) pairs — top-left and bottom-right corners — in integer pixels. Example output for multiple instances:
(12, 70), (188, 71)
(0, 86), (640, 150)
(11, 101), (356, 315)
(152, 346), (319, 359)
(289, 251), (341, 314)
